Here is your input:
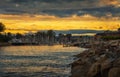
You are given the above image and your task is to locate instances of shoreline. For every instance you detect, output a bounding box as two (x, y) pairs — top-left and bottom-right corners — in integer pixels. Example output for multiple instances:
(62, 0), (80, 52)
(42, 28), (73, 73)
(0, 42), (60, 47)
(0, 42), (11, 46)
(70, 40), (120, 77)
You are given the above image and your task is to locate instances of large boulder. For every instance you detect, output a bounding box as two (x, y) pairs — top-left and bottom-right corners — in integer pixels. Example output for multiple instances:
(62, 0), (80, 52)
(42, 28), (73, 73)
(71, 62), (91, 77)
(87, 63), (101, 77)
(87, 57), (113, 77)
(72, 60), (85, 68)
(100, 58), (114, 77)
(71, 65), (85, 77)
(108, 68), (120, 77)
(101, 58), (114, 70)
(113, 58), (120, 67)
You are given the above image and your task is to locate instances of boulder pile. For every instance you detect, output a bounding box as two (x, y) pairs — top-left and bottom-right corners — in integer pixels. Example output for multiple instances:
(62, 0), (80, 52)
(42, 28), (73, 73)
(71, 40), (120, 77)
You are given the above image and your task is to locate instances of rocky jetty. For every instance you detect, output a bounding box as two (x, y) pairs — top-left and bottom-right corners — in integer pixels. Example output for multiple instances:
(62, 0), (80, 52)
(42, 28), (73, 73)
(71, 40), (120, 77)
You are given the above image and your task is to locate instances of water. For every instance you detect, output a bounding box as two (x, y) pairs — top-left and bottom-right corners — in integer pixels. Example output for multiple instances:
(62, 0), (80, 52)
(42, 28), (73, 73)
(0, 45), (85, 77)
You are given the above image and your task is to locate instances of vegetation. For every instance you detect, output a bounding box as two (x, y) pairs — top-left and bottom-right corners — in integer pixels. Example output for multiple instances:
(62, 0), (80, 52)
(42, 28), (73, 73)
(102, 36), (120, 40)
(0, 22), (5, 32)
(0, 33), (13, 42)
(118, 28), (120, 32)
(0, 22), (7, 42)
(2, 30), (71, 45)
(66, 34), (72, 42)
(0, 23), (77, 45)
(47, 30), (56, 42)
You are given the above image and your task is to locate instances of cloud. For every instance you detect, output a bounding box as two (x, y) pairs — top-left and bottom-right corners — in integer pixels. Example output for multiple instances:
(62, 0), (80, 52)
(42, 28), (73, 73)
(99, 0), (120, 6)
(0, 0), (120, 19)
(41, 5), (120, 18)
(10, 0), (84, 3)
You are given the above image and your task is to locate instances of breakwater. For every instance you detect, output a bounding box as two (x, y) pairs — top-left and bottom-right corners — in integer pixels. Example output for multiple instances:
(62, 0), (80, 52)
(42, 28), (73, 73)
(71, 40), (120, 77)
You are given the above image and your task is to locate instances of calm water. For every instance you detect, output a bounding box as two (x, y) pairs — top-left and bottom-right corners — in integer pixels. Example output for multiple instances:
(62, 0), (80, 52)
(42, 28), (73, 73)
(0, 45), (85, 77)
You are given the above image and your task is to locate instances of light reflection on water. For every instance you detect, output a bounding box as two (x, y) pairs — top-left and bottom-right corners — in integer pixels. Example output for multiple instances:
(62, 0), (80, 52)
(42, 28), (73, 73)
(0, 45), (85, 77)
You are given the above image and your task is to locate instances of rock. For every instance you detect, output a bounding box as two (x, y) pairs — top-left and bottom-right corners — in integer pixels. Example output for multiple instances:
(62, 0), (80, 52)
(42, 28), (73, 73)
(71, 62), (91, 77)
(108, 68), (120, 77)
(101, 58), (114, 70)
(71, 66), (85, 77)
(113, 58), (120, 67)
(87, 63), (101, 77)
(75, 50), (89, 58)
(97, 55), (108, 63)
(72, 60), (85, 68)
(99, 58), (114, 77)
(71, 40), (120, 77)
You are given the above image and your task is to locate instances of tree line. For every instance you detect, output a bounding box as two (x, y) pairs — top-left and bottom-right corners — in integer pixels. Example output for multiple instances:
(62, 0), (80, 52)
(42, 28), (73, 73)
(0, 22), (72, 44)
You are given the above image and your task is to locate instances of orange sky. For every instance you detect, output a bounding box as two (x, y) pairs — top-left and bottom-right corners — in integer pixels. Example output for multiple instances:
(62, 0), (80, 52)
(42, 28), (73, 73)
(0, 14), (120, 33)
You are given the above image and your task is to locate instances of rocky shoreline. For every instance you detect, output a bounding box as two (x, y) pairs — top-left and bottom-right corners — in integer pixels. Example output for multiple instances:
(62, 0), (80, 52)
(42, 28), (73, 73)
(71, 40), (120, 77)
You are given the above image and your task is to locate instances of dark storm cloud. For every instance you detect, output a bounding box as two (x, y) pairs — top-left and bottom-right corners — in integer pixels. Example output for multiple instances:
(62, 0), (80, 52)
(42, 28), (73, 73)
(0, 0), (120, 17)
(10, 0), (84, 3)
(41, 5), (120, 17)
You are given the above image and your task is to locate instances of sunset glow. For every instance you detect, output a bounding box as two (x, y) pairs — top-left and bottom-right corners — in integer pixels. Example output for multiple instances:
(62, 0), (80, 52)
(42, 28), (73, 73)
(1, 14), (120, 33)
(0, 0), (120, 33)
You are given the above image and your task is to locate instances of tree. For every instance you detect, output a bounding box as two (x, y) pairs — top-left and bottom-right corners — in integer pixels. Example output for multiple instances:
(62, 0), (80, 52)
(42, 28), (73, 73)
(47, 30), (56, 43)
(118, 28), (120, 32)
(47, 30), (55, 39)
(35, 31), (43, 43)
(16, 33), (23, 39)
(7, 32), (13, 40)
(0, 22), (5, 32)
(58, 33), (64, 44)
(66, 33), (72, 42)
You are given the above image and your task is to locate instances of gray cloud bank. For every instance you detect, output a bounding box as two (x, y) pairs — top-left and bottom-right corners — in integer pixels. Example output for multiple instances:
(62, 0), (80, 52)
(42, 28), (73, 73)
(0, 0), (120, 18)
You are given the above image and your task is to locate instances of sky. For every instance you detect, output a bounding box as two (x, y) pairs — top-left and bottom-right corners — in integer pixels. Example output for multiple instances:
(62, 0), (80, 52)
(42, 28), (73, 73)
(0, 0), (120, 33)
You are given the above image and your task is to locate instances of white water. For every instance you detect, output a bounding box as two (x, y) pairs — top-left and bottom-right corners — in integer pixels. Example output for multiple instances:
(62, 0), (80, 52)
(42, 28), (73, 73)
(0, 45), (85, 77)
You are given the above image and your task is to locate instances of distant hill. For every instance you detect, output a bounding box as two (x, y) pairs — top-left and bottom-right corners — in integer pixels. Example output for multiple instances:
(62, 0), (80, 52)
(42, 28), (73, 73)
(41, 29), (105, 35)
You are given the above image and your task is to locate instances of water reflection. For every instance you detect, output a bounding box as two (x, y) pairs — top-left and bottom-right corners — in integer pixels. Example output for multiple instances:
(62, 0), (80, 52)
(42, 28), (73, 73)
(0, 45), (85, 77)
